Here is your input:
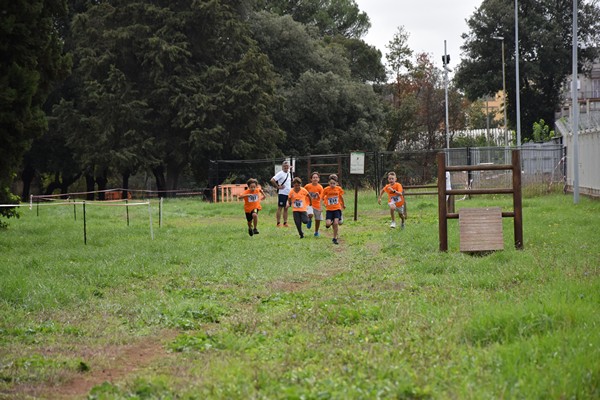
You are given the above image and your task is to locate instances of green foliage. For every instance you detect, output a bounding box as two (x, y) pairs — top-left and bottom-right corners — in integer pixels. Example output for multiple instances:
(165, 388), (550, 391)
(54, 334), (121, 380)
(280, 71), (385, 155)
(257, 0), (371, 39)
(0, 0), (69, 216)
(466, 98), (501, 130)
(530, 118), (555, 142)
(451, 134), (495, 148)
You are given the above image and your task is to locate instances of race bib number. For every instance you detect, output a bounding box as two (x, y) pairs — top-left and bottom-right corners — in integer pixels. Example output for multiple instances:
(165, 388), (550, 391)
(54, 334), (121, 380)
(294, 200), (303, 208)
(327, 197), (339, 206)
(391, 195), (401, 204)
(248, 194), (259, 202)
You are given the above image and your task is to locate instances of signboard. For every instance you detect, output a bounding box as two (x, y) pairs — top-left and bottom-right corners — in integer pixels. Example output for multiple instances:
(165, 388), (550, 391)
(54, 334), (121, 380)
(350, 152), (365, 175)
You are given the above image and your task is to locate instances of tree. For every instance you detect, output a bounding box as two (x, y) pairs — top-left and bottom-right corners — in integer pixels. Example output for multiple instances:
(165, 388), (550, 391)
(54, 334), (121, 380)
(0, 0), (69, 222)
(256, 0), (371, 39)
(53, 0), (282, 195)
(383, 28), (459, 152)
(530, 119), (555, 142)
(327, 35), (386, 83)
(280, 71), (385, 155)
(454, 0), (600, 143)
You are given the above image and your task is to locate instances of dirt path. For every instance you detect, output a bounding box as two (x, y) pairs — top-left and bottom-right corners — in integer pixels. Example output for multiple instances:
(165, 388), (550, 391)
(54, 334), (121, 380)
(11, 331), (177, 400)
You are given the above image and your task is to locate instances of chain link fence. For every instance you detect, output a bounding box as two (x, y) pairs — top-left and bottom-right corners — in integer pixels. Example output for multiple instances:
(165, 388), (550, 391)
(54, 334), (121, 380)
(208, 145), (567, 201)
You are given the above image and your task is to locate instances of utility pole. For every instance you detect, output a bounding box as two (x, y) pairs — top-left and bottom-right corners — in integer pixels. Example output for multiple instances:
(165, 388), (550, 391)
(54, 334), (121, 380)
(515, 0), (521, 146)
(443, 40), (451, 149)
(572, 0), (579, 203)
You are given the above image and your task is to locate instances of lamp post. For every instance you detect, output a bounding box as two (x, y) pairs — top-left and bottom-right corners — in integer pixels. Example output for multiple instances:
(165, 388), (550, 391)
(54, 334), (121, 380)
(492, 36), (508, 146)
(515, 0), (521, 146)
(442, 40), (451, 149)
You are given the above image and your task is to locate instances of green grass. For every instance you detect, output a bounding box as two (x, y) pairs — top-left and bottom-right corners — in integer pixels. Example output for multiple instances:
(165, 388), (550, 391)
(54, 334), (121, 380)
(0, 192), (599, 399)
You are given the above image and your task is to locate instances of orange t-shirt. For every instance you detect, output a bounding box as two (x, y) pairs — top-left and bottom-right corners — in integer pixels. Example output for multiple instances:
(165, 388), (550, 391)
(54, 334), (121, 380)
(288, 188), (310, 212)
(304, 183), (324, 210)
(321, 186), (345, 211)
(383, 182), (405, 207)
(241, 189), (262, 213)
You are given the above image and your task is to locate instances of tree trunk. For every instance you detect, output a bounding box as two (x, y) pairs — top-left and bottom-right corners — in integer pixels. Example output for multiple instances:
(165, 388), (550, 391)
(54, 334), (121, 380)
(152, 166), (167, 198)
(121, 171), (130, 199)
(44, 172), (61, 196)
(96, 169), (108, 200)
(85, 174), (95, 200)
(20, 163), (35, 201)
(60, 172), (82, 196)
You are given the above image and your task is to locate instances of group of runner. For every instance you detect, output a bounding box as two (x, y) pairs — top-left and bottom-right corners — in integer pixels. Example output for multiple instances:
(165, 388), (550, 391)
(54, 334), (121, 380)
(238, 161), (406, 245)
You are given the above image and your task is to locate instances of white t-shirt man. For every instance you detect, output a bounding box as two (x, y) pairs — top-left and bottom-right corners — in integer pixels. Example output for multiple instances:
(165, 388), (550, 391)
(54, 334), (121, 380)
(271, 165), (291, 195)
(270, 161), (292, 226)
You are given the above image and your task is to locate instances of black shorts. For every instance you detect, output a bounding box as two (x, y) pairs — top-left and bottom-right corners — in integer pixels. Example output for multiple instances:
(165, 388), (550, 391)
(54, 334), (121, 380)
(245, 209), (259, 222)
(278, 194), (289, 207)
(326, 209), (342, 221)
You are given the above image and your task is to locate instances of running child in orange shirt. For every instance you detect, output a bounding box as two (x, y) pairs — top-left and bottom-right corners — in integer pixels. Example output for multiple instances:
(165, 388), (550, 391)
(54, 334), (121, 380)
(321, 174), (345, 245)
(304, 171), (324, 237)
(288, 177), (312, 238)
(238, 178), (266, 236)
(378, 171), (406, 229)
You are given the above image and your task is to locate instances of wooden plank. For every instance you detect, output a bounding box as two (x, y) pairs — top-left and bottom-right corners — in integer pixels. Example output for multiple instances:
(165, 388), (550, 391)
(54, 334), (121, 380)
(459, 207), (504, 252)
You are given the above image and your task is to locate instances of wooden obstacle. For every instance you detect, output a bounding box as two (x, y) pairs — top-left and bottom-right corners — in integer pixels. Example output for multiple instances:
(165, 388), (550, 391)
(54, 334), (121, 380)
(212, 184), (261, 202)
(459, 207), (503, 252)
(437, 150), (523, 252)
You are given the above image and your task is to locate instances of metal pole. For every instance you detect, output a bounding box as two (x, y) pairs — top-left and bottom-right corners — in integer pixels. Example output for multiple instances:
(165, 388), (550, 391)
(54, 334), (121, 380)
(83, 201), (87, 245)
(515, 0), (522, 146)
(437, 152), (448, 251)
(501, 39), (508, 146)
(148, 202), (154, 240)
(572, 0), (579, 204)
(444, 40), (450, 149)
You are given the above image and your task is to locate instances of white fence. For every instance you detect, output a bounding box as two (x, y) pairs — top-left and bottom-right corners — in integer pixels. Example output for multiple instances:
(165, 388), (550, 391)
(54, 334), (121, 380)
(556, 114), (600, 198)
(562, 130), (600, 197)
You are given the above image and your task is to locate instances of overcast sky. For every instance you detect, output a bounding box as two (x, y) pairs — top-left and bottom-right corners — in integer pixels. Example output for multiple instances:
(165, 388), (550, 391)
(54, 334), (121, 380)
(354, 0), (483, 72)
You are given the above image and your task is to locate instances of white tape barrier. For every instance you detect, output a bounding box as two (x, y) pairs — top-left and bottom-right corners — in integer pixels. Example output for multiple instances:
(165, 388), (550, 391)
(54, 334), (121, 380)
(1, 201), (150, 207)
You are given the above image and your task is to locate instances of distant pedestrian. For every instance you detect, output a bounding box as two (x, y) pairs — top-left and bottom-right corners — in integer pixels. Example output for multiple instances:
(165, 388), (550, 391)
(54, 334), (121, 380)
(321, 174), (345, 245)
(238, 178), (266, 236)
(378, 171), (406, 229)
(304, 171), (324, 237)
(288, 177), (311, 238)
(270, 160), (292, 227)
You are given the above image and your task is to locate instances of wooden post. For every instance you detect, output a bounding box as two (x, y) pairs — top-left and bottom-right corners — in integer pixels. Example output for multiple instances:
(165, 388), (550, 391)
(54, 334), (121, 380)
(437, 152), (448, 251)
(512, 150), (524, 249)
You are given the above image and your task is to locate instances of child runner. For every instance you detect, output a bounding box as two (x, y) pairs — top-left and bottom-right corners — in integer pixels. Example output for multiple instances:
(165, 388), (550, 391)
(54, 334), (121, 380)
(378, 171), (406, 229)
(321, 174), (345, 245)
(238, 178), (266, 236)
(304, 171), (324, 237)
(288, 177), (311, 238)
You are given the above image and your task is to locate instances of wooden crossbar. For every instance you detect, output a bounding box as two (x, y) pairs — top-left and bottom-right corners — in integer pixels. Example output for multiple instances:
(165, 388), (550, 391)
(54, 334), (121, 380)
(459, 207), (503, 252)
(437, 150), (523, 252)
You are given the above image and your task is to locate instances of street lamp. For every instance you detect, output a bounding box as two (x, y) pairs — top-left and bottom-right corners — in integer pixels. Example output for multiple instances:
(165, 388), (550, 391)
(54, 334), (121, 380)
(442, 40), (451, 149)
(515, 0), (521, 146)
(492, 36), (508, 146)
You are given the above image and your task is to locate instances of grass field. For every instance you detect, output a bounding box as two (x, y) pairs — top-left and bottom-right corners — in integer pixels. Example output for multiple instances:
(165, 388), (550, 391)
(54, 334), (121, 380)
(0, 191), (599, 399)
